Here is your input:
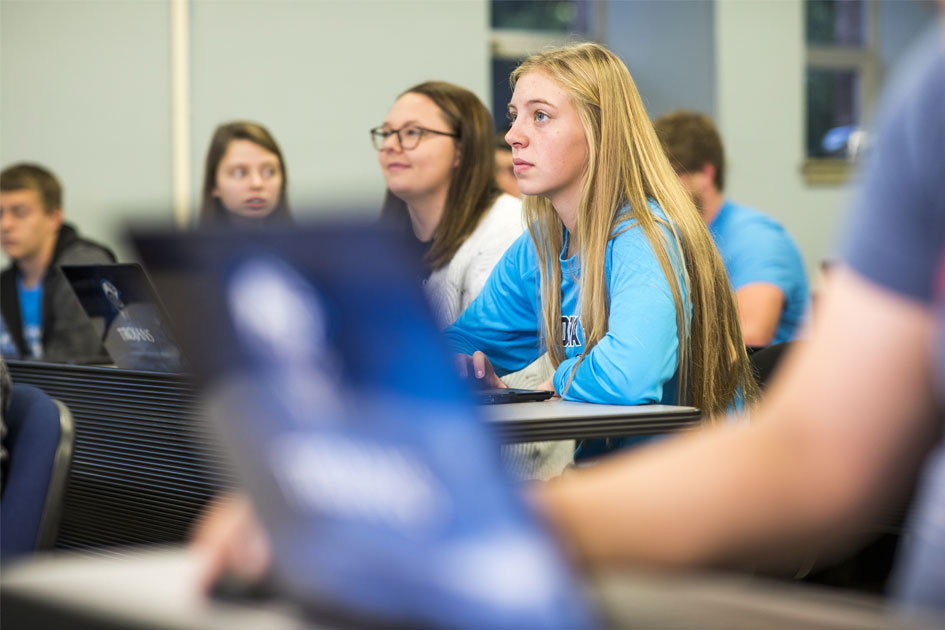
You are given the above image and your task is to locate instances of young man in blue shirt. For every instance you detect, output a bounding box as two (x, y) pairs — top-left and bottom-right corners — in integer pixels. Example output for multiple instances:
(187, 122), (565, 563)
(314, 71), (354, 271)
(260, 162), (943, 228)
(0, 163), (114, 363)
(655, 110), (809, 346)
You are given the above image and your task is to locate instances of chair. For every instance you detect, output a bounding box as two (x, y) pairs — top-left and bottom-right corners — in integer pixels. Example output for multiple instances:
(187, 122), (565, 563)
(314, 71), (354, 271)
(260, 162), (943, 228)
(1, 384), (74, 557)
(748, 341), (795, 390)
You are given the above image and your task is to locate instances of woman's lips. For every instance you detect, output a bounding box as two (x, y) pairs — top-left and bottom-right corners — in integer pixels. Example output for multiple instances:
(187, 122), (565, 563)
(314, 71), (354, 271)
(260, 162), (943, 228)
(245, 198), (268, 210)
(386, 162), (409, 172)
(512, 158), (533, 174)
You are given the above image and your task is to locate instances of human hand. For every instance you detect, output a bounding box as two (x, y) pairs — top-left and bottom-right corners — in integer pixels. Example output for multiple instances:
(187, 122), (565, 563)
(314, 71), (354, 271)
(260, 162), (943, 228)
(455, 350), (505, 388)
(191, 492), (271, 595)
(535, 377), (558, 395)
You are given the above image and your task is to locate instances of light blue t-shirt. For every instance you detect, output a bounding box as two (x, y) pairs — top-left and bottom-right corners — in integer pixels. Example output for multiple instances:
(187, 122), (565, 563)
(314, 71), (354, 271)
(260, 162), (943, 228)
(16, 277), (43, 358)
(709, 200), (809, 344)
(445, 202), (685, 406)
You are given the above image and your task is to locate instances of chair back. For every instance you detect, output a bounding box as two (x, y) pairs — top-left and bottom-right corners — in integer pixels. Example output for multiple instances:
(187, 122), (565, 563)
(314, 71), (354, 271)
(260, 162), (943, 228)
(1, 384), (74, 556)
(748, 342), (795, 390)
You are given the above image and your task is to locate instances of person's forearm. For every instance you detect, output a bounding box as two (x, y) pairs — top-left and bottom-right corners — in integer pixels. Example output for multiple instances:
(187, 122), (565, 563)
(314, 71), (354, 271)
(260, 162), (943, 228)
(534, 423), (825, 569)
(533, 272), (940, 571)
(735, 284), (783, 346)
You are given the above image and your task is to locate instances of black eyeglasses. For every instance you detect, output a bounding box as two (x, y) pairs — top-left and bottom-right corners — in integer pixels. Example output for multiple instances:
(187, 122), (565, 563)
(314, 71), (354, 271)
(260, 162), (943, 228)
(370, 125), (459, 151)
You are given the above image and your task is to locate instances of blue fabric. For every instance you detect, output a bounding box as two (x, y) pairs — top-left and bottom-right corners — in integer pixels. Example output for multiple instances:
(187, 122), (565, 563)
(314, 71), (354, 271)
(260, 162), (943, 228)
(175, 225), (595, 628)
(16, 278), (43, 358)
(840, 37), (945, 305)
(446, 201), (686, 407)
(0, 384), (62, 558)
(0, 314), (19, 358)
(709, 200), (809, 344)
(837, 31), (945, 612)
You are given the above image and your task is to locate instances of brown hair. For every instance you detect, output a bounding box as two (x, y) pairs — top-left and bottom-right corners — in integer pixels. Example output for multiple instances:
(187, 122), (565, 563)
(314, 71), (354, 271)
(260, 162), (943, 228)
(384, 81), (500, 270)
(512, 43), (756, 415)
(0, 163), (62, 214)
(653, 109), (726, 191)
(200, 121), (290, 224)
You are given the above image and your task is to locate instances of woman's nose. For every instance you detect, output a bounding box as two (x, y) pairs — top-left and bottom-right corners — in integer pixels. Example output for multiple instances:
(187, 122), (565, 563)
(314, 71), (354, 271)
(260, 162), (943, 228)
(381, 132), (401, 152)
(505, 122), (525, 147)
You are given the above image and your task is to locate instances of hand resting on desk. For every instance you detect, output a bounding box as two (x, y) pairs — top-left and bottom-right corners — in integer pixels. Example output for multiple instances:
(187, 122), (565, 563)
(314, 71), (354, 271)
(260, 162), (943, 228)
(191, 493), (271, 594)
(456, 350), (558, 394)
(455, 350), (505, 388)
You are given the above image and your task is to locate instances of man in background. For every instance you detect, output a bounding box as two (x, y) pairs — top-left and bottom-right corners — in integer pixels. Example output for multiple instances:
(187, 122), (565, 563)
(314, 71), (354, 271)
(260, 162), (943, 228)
(655, 111), (809, 346)
(0, 163), (115, 363)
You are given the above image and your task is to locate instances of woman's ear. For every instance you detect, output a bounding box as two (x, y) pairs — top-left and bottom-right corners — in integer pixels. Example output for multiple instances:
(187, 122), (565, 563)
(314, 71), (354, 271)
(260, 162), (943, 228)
(453, 142), (462, 168)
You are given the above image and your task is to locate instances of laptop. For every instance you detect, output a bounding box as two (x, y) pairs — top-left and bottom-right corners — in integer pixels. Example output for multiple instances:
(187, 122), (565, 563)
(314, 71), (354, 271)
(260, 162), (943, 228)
(61, 263), (184, 373)
(475, 385), (553, 405)
(131, 223), (592, 628)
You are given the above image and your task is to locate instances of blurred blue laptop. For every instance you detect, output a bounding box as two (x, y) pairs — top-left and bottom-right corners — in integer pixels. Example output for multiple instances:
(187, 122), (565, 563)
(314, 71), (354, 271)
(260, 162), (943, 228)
(61, 263), (184, 373)
(131, 223), (592, 629)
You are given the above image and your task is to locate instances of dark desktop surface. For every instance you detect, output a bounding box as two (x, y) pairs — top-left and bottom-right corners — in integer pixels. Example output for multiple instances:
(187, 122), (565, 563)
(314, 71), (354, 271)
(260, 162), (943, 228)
(6, 360), (699, 552)
(6, 360), (229, 551)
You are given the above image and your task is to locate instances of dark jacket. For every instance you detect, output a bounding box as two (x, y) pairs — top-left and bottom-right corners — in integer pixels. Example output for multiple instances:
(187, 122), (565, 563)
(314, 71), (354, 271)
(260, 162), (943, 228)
(1, 223), (116, 363)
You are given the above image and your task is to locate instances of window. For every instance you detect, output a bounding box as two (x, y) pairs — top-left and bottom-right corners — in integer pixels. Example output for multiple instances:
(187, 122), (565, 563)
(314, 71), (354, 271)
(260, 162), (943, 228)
(490, 1), (599, 132)
(803, 0), (879, 184)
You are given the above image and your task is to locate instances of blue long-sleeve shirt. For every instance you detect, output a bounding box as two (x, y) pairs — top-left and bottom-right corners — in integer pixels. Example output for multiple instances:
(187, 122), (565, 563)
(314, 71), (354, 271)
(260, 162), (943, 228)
(445, 204), (687, 406)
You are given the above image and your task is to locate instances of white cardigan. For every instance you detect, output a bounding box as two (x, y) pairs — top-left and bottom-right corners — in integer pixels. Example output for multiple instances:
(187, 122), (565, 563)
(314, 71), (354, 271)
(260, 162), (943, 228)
(425, 193), (525, 327)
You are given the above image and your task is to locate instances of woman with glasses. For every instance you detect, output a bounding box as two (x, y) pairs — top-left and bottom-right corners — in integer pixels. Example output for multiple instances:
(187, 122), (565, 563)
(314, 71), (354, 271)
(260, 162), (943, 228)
(374, 81), (568, 479)
(372, 81), (524, 328)
(445, 43), (757, 445)
(200, 121), (291, 226)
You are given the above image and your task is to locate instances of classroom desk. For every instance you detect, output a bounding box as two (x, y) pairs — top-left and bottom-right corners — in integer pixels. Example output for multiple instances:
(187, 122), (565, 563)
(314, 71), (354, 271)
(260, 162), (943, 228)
(487, 399), (700, 443)
(2, 547), (940, 630)
(6, 360), (700, 551)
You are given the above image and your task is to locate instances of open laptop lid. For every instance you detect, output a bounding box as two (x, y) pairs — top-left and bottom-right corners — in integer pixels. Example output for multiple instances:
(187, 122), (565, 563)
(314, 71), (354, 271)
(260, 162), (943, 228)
(61, 263), (184, 373)
(131, 223), (592, 629)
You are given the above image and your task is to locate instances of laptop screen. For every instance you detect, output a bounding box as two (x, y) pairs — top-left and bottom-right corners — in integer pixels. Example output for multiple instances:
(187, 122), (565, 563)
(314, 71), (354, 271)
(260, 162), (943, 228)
(61, 263), (184, 373)
(132, 223), (593, 628)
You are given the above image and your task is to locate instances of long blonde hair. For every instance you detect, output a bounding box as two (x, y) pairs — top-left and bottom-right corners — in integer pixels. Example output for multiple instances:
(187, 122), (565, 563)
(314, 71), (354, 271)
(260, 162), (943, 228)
(511, 43), (757, 415)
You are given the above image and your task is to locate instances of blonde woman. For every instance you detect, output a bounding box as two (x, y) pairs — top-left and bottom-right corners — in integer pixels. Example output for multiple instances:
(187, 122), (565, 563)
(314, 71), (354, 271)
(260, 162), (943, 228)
(445, 43), (756, 436)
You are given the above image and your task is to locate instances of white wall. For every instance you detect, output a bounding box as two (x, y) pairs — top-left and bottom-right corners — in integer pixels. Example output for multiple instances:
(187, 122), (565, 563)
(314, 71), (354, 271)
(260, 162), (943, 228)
(189, 0), (490, 217)
(715, 0), (850, 280)
(3, 0), (933, 273)
(1, 0), (173, 262)
(603, 0), (716, 119)
(1, 0), (490, 262)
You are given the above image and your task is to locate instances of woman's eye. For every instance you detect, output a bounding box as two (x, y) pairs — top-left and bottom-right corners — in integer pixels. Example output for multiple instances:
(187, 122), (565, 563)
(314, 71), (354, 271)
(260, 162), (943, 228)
(535, 111), (548, 123)
(231, 168), (246, 178)
(403, 127), (423, 138)
(507, 111), (517, 122)
(262, 167), (277, 178)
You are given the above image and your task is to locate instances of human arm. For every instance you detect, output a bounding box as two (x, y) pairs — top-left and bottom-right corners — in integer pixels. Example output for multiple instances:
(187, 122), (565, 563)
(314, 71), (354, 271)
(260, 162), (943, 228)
(534, 268), (939, 570)
(735, 283), (785, 346)
(444, 232), (544, 375)
(191, 492), (271, 593)
(721, 212), (808, 346)
(552, 228), (681, 404)
(459, 195), (525, 313)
